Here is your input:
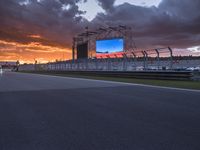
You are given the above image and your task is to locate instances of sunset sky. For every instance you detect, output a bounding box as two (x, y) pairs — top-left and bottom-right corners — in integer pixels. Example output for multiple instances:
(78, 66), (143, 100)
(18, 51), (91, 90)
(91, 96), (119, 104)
(0, 0), (200, 63)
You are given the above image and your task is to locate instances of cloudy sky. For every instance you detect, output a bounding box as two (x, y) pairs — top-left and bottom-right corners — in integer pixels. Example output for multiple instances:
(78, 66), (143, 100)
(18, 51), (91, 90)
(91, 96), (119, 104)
(0, 0), (200, 63)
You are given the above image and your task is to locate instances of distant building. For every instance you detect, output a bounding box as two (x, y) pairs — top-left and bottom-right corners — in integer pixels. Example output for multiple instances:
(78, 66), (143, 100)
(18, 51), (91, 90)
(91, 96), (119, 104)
(0, 61), (18, 69)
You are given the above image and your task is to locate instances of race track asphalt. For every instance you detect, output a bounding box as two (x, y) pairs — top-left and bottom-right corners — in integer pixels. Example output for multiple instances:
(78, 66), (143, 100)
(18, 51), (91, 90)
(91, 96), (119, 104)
(0, 72), (200, 150)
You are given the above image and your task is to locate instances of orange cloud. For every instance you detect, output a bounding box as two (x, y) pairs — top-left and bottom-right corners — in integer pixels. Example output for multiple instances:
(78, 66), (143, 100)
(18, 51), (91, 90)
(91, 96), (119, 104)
(28, 34), (43, 39)
(0, 40), (72, 63)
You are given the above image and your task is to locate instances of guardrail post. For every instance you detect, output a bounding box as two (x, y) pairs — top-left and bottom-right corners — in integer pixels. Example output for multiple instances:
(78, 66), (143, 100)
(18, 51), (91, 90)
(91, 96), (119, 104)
(168, 47), (173, 70)
(142, 51), (148, 70)
(95, 58), (98, 70)
(155, 49), (160, 70)
(123, 53), (128, 71)
(131, 52), (136, 70)
(142, 51), (145, 70)
(70, 60), (72, 70)
(144, 51), (148, 70)
(85, 59), (87, 70)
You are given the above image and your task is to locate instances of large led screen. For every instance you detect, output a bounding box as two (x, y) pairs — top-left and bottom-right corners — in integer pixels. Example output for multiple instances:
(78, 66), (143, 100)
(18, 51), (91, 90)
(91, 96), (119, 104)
(96, 38), (124, 53)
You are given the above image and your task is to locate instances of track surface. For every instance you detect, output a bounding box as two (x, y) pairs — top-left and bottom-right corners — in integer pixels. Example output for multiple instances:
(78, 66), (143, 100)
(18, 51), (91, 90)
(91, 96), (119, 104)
(0, 72), (200, 150)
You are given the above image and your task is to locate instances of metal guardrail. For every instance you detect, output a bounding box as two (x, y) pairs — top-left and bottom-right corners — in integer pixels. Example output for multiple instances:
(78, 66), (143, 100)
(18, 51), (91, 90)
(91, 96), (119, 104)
(28, 70), (193, 80)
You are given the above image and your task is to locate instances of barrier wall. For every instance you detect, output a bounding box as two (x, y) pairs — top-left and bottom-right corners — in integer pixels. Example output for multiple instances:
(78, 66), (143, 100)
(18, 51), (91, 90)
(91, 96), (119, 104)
(18, 58), (200, 80)
(19, 58), (200, 72)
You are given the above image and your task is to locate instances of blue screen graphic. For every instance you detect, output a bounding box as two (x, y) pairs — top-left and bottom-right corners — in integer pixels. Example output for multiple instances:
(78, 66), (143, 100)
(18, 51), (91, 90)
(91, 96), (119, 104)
(96, 38), (124, 53)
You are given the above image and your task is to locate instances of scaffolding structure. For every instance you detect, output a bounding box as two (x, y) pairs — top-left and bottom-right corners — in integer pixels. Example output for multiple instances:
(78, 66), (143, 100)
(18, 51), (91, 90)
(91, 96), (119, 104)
(72, 25), (136, 60)
(20, 26), (176, 72)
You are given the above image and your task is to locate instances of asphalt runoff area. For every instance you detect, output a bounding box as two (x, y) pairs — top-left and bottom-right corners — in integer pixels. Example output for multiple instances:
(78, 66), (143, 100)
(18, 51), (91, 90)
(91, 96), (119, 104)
(0, 72), (200, 150)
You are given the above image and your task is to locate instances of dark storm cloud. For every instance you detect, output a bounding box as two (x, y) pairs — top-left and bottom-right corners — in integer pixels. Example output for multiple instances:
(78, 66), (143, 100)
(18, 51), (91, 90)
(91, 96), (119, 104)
(0, 0), (88, 47)
(0, 0), (200, 53)
(97, 0), (116, 11)
(92, 0), (200, 49)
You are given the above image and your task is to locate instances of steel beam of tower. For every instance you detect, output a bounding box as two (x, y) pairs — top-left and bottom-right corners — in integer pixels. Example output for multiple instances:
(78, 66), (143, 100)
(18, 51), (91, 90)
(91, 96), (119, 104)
(72, 37), (75, 61)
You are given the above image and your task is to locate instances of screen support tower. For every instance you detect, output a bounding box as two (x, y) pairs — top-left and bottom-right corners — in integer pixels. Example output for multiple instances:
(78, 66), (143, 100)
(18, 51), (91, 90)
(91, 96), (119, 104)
(72, 25), (136, 60)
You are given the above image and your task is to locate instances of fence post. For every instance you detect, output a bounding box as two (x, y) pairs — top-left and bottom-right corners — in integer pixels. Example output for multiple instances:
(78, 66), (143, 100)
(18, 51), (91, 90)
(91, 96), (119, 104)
(155, 49), (160, 70)
(168, 47), (173, 70)
(142, 51), (146, 70)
